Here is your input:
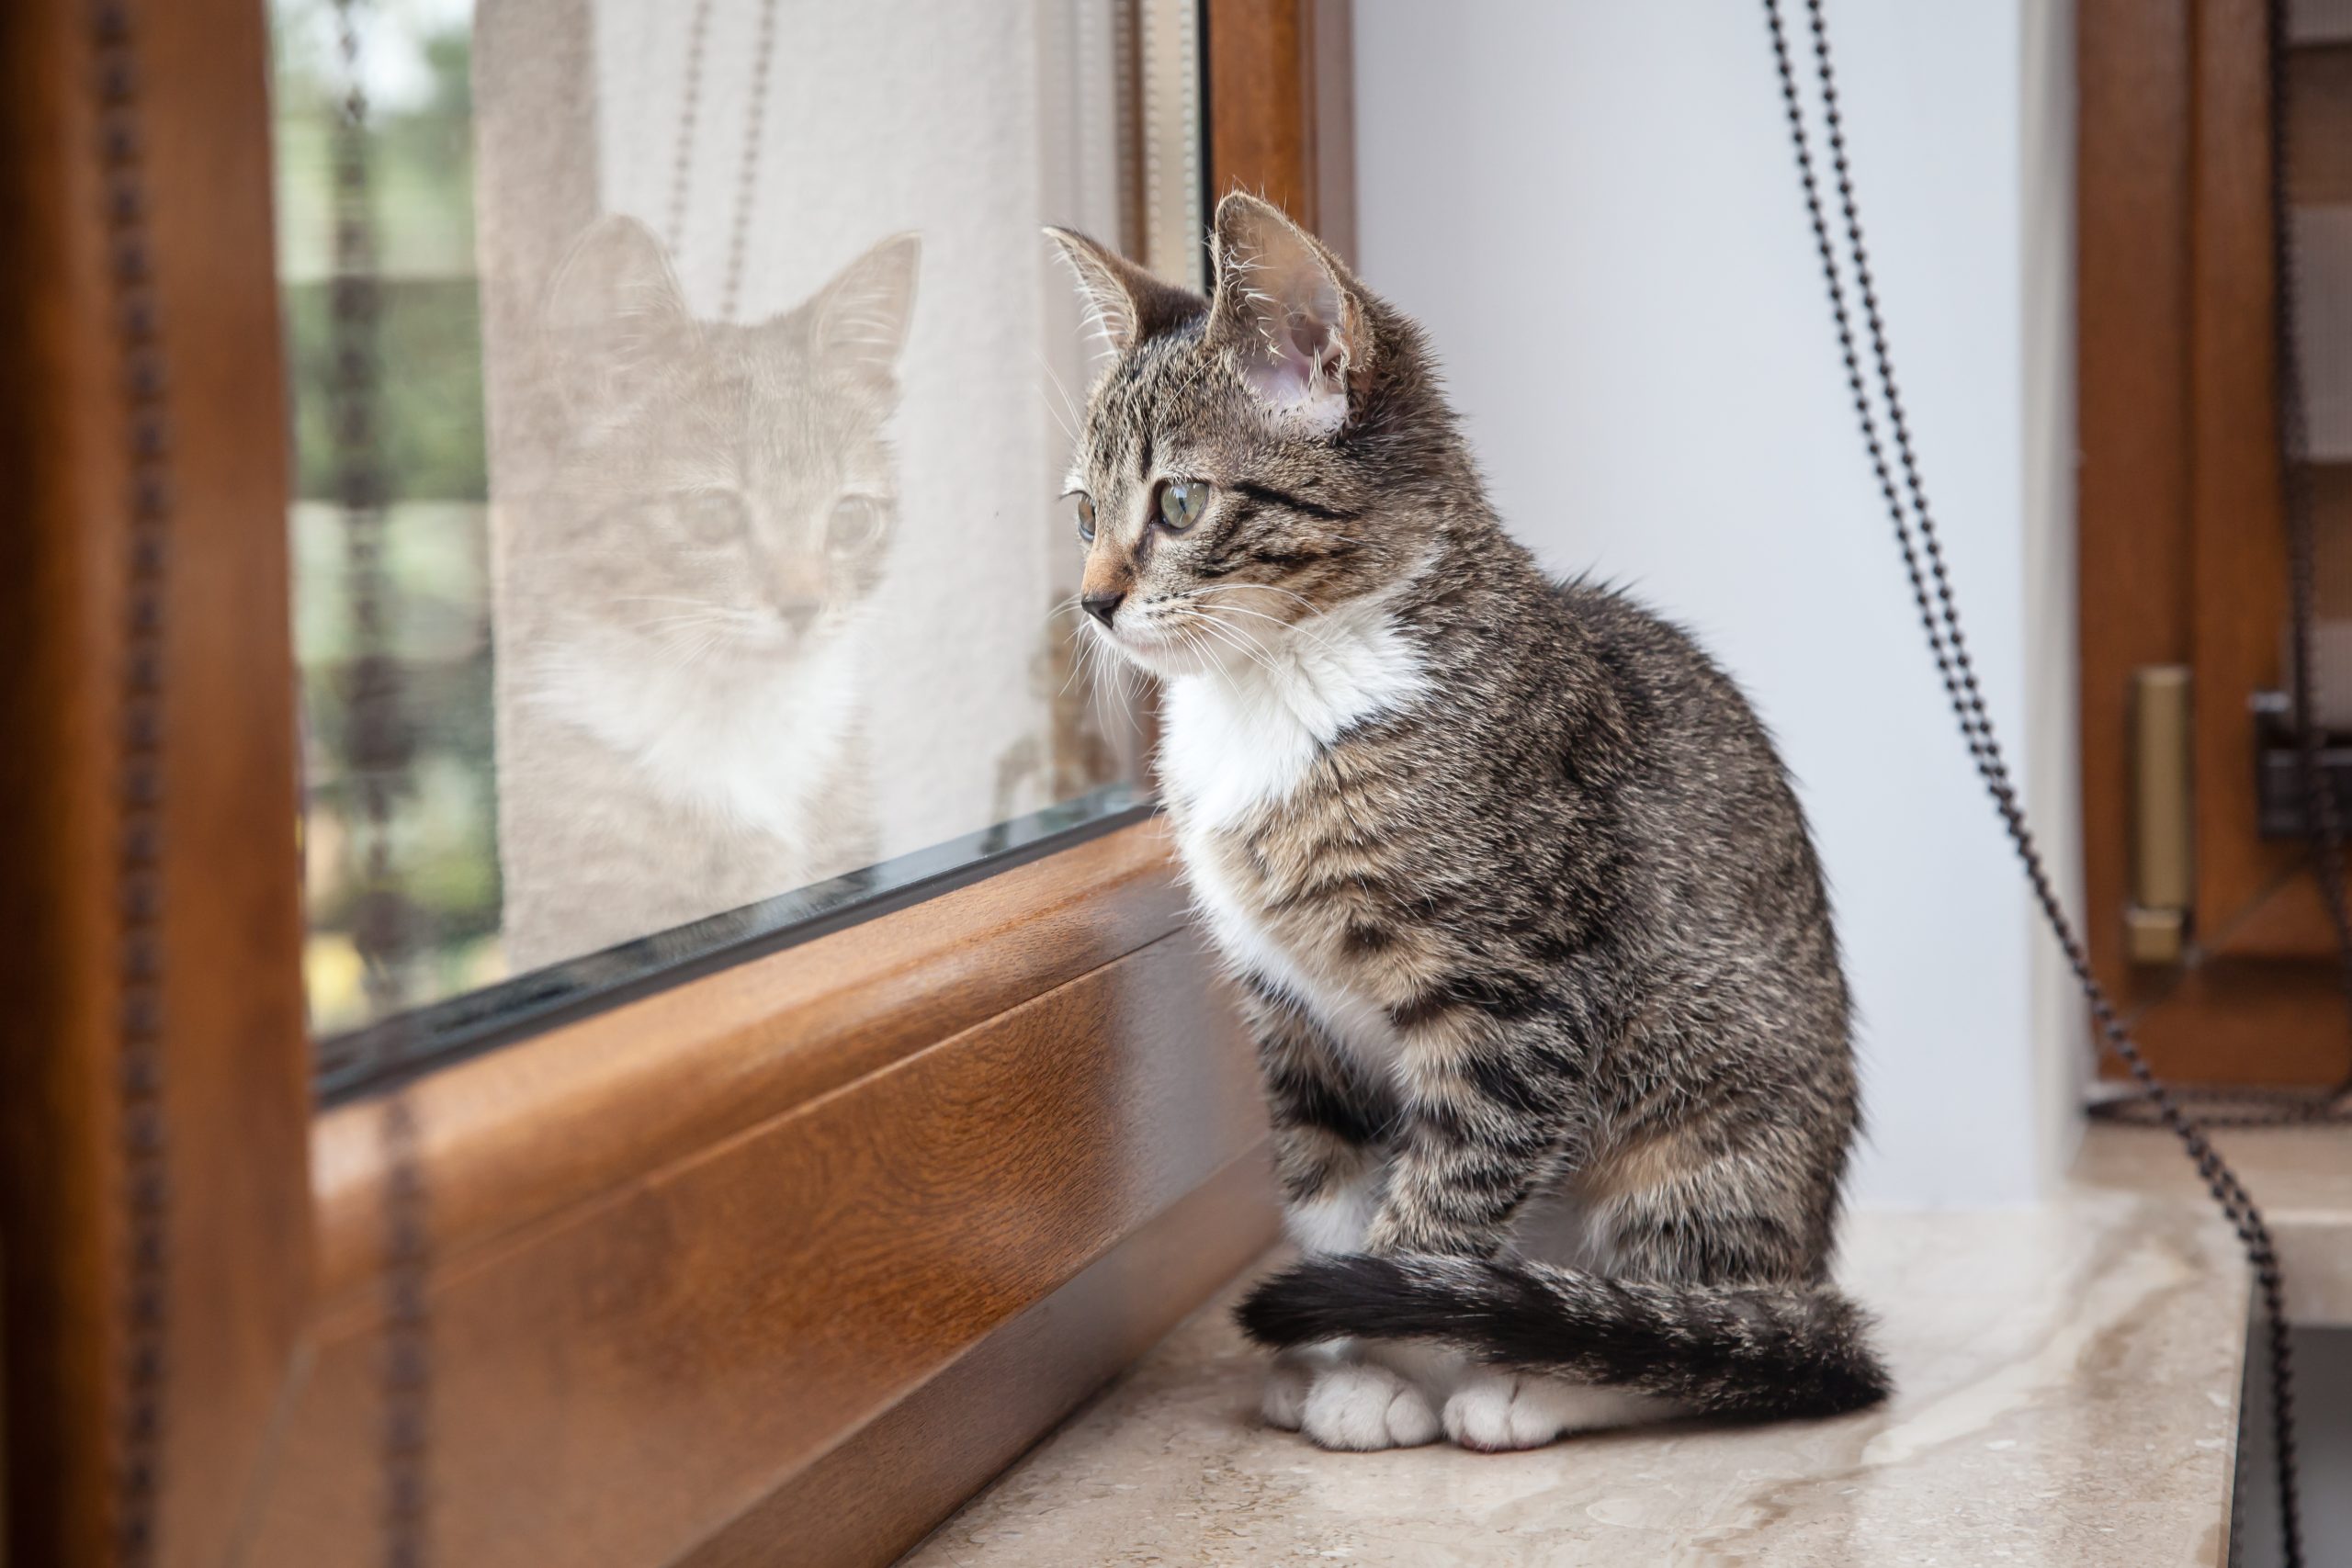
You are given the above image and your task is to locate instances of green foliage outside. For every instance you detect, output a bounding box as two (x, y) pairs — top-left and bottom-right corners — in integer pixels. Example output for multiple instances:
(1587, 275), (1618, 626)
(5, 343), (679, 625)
(273, 0), (507, 1040)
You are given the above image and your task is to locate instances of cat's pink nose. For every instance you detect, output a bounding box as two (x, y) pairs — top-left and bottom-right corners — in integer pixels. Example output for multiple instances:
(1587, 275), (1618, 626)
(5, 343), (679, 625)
(1081, 590), (1125, 627)
(778, 602), (821, 637)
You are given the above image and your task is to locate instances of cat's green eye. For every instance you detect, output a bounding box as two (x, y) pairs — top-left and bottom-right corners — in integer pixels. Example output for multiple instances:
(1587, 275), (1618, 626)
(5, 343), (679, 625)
(1074, 493), (1097, 544)
(1157, 479), (1209, 532)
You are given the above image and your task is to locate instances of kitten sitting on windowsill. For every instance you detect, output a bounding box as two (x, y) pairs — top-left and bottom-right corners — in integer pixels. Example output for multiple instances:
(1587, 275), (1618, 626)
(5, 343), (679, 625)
(1046, 194), (1888, 1452)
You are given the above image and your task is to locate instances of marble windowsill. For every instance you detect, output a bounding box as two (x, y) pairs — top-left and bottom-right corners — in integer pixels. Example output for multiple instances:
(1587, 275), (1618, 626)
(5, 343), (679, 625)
(900, 1125), (2352, 1567)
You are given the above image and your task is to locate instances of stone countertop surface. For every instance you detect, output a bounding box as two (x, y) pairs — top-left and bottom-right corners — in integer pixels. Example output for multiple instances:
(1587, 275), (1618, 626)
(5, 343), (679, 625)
(2074, 1119), (2352, 1325)
(901, 1124), (2352, 1567)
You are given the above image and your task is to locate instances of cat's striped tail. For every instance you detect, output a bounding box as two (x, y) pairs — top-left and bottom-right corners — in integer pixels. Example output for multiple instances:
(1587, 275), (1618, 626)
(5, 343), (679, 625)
(1236, 1253), (1891, 1420)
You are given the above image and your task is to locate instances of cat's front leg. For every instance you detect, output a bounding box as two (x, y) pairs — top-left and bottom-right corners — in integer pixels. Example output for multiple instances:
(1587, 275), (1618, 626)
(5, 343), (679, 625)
(1340, 1017), (1619, 1452)
(1239, 986), (1442, 1448)
(1239, 983), (1396, 1254)
(1359, 1011), (1583, 1260)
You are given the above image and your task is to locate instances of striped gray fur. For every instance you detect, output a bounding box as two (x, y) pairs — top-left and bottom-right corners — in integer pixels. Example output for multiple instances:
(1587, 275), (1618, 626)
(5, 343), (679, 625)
(1049, 193), (1888, 1441)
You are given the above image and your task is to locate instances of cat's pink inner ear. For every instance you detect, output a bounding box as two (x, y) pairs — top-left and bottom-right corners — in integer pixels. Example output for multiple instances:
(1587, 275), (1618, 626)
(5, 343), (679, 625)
(1233, 279), (1351, 433)
(1212, 197), (1359, 432)
(1243, 304), (1347, 421)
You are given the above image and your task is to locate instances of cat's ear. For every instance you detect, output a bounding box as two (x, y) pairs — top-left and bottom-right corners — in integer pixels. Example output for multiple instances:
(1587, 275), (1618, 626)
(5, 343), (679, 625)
(545, 214), (694, 426)
(1045, 226), (1204, 352)
(811, 232), (921, 387)
(1206, 192), (1369, 435)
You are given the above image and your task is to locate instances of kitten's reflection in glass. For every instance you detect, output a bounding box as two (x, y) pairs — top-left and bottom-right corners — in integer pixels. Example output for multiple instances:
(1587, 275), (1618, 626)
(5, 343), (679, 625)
(502, 216), (918, 968)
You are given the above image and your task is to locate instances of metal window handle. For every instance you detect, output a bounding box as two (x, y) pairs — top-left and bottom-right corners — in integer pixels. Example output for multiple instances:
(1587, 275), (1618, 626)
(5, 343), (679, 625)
(2128, 665), (2192, 964)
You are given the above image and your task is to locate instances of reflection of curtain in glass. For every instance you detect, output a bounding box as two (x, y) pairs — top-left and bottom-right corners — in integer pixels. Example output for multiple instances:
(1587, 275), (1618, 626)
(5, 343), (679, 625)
(475, 0), (609, 969)
(479, 2), (1172, 968)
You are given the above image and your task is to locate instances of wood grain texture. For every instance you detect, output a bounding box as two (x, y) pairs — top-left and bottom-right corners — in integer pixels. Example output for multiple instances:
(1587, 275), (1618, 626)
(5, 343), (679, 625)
(311, 818), (1192, 1305)
(6, 12), (1314, 1566)
(683, 1145), (1278, 1568)
(2111, 958), (2352, 1084)
(2075, 0), (2193, 1009)
(1209, 0), (1312, 226)
(2180, 10), (2352, 968)
(2077, 0), (2352, 1081)
(0, 3), (313, 1565)
(2189, 0), (2299, 954)
(251, 931), (1269, 1568)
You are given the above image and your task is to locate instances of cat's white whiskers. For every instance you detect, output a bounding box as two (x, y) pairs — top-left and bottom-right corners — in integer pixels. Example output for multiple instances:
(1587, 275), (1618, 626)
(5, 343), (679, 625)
(1034, 349), (1084, 447)
(1192, 581), (1319, 609)
(1181, 619), (1258, 683)
(630, 611), (752, 633)
(1060, 610), (1138, 719)
(644, 623), (728, 676)
(1056, 615), (1100, 703)
(1080, 627), (1142, 738)
(1209, 615), (1296, 675)
(1183, 585), (1348, 651)
(1188, 613), (1285, 679)
(1202, 599), (1331, 643)
(1187, 595), (1345, 661)
(1071, 622), (1114, 715)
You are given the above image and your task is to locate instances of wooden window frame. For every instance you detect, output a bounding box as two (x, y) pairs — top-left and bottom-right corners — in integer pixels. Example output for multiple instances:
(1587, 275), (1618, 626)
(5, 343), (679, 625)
(0, 3), (1352, 1564)
(2077, 0), (2351, 1084)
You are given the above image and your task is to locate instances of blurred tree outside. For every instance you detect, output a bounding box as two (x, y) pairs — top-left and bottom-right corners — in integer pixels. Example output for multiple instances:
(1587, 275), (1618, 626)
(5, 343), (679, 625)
(274, 0), (504, 1039)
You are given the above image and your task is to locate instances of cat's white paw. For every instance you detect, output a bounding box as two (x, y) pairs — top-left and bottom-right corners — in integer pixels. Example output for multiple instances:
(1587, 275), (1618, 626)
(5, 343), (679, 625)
(1261, 1360), (1314, 1430)
(1442, 1371), (1657, 1452)
(1262, 1343), (1354, 1431)
(1301, 1361), (1441, 1450)
(1442, 1371), (1576, 1452)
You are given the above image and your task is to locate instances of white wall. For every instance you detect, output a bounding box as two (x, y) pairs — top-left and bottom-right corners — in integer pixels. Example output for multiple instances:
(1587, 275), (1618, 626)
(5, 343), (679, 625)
(1356, 0), (2082, 1207)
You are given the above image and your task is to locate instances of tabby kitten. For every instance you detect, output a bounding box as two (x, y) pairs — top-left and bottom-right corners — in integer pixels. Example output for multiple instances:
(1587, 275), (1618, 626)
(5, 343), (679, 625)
(501, 215), (917, 969)
(1047, 195), (1888, 1452)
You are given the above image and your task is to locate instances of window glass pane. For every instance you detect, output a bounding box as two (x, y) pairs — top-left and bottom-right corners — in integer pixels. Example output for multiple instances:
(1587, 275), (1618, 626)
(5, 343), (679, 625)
(272, 0), (1201, 1095)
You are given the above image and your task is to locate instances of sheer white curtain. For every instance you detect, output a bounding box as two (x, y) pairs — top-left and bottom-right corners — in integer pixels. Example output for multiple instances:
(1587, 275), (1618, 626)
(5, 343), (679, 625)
(477, 0), (1177, 964)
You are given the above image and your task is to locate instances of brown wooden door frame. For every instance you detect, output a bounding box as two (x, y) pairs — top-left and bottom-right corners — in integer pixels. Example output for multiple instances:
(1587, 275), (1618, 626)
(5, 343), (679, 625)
(1210, 0), (1357, 262)
(0, 3), (1351, 1564)
(0, 3), (313, 1562)
(2077, 0), (2351, 1085)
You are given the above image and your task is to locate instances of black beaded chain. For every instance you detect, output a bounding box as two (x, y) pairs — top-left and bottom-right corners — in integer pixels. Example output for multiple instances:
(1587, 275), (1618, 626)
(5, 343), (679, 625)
(87, 2), (173, 1561)
(1761, 3), (2305, 1562)
(718, 0), (779, 321)
(664, 0), (715, 256)
(332, 0), (407, 1034)
(327, 4), (433, 1564)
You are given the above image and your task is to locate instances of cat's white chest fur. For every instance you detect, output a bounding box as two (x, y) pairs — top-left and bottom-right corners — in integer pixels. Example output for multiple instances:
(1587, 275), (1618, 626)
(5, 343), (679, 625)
(1156, 592), (1429, 1071)
(533, 624), (863, 845)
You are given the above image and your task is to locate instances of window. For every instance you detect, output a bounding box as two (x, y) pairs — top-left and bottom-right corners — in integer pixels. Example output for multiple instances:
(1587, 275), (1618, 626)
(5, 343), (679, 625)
(272, 0), (1206, 1093)
(2, 2), (1334, 1561)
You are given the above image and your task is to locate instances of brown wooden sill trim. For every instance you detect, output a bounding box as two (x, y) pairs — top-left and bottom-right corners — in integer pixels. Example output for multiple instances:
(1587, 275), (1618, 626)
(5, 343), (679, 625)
(312, 817), (1190, 1303)
(251, 927), (1264, 1567)
(680, 1141), (1279, 1568)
